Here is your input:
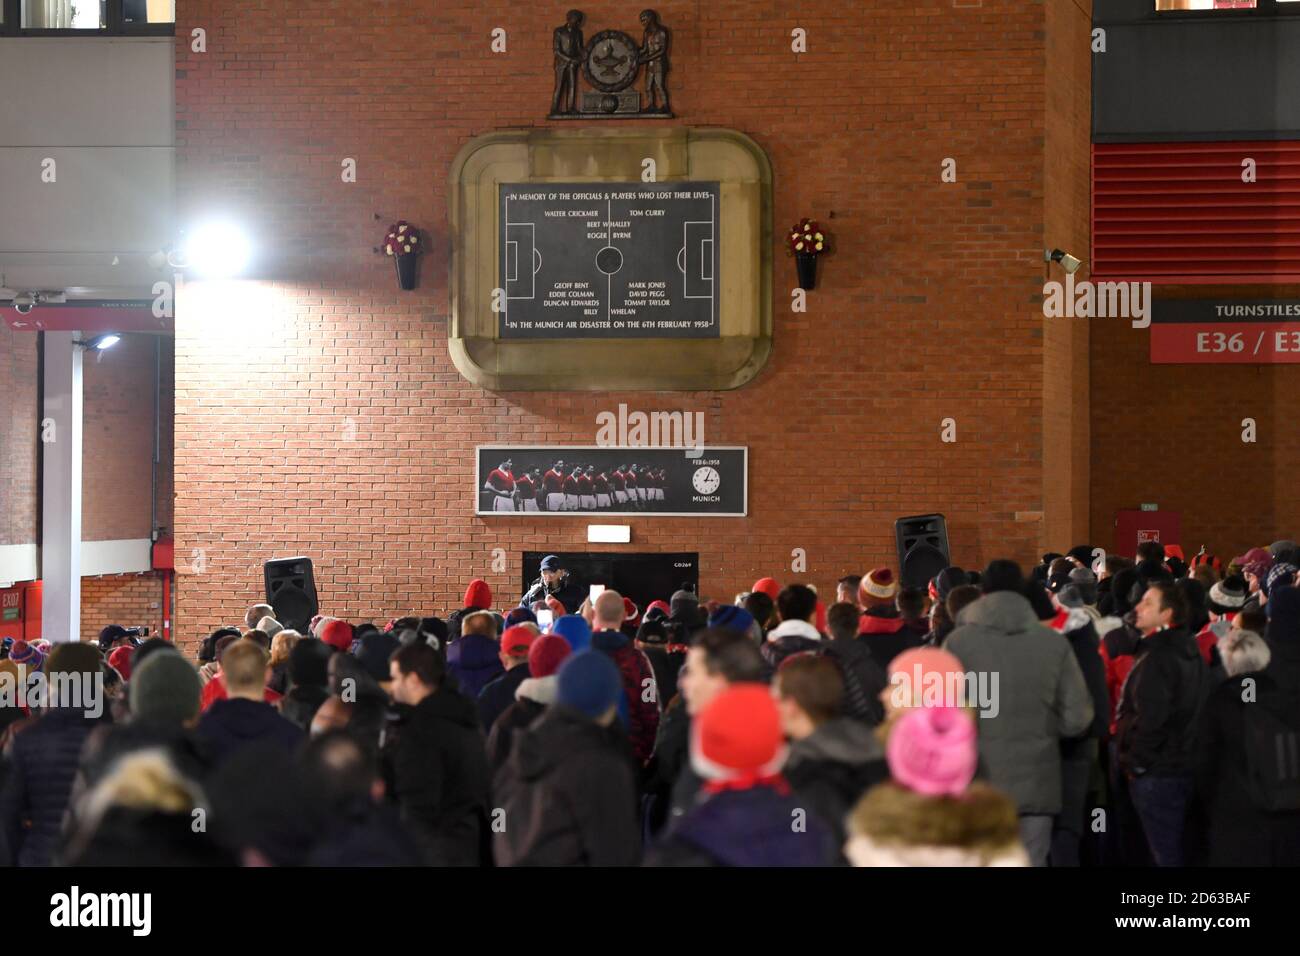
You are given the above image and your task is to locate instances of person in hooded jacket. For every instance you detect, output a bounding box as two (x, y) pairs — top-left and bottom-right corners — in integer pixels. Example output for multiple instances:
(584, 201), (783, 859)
(645, 684), (836, 867)
(196, 641), (304, 769)
(762, 584), (824, 674)
(493, 651), (641, 866)
(385, 642), (491, 866)
(1115, 581), (1210, 867)
(0, 643), (110, 867)
(485, 633), (572, 770)
(446, 610), (505, 700)
(1196, 585), (1300, 865)
(477, 624), (536, 732)
(943, 562), (1094, 867)
(775, 655), (888, 856)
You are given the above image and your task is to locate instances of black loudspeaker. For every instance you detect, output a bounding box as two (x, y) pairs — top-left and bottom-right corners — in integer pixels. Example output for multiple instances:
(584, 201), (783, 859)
(895, 514), (951, 592)
(264, 556), (319, 633)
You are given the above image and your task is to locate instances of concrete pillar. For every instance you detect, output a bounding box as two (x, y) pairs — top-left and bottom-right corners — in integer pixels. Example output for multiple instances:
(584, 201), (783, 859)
(41, 331), (83, 642)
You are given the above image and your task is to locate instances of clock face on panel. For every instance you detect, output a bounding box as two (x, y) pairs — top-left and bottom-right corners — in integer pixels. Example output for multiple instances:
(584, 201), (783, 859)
(692, 466), (721, 494)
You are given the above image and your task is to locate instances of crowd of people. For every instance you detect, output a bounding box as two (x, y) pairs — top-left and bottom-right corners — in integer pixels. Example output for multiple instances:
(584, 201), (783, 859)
(0, 540), (1297, 867)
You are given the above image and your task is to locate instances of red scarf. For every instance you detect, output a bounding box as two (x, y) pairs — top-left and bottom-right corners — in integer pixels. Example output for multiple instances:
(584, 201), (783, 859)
(703, 772), (790, 796)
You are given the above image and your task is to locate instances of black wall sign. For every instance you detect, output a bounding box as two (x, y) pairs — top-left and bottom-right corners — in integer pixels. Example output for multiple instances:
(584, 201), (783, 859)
(499, 181), (720, 339)
(477, 446), (746, 516)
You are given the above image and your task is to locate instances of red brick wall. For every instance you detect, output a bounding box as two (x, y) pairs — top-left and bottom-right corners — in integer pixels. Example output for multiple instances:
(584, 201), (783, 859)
(173, 1), (1063, 642)
(82, 332), (171, 542)
(80, 573), (166, 645)
(0, 324), (38, 551)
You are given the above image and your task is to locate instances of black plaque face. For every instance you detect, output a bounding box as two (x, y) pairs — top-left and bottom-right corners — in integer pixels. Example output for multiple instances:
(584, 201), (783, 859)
(499, 181), (721, 339)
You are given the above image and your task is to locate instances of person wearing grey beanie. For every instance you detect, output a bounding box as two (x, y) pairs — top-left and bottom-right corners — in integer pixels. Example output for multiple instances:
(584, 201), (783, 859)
(130, 652), (203, 726)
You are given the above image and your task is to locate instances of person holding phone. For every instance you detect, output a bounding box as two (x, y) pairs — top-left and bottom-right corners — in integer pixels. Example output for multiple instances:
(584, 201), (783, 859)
(520, 554), (585, 615)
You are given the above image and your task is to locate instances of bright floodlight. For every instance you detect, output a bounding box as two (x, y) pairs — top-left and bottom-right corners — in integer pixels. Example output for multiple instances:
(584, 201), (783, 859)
(182, 221), (252, 277)
(82, 333), (121, 351)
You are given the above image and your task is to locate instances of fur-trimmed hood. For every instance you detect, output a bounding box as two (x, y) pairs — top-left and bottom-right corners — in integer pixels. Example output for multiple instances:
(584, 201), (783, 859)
(516, 675), (558, 706)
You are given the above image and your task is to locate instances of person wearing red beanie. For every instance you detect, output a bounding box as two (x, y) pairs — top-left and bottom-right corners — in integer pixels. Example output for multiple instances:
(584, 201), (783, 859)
(107, 645), (134, 681)
(464, 579), (493, 610)
(646, 685), (837, 867)
(320, 619), (355, 652)
(752, 577), (781, 601)
(484, 633), (572, 770)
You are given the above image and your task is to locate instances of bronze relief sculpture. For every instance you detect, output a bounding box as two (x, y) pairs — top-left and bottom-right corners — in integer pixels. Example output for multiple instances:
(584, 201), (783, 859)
(548, 8), (674, 118)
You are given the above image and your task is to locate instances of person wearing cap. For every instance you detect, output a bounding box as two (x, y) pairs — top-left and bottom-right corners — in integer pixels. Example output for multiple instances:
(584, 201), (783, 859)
(1233, 546), (1274, 613)
(477, 624), (537, 732)
(385, 642), (491, 866)
(646, 684), (837, 866)
(519, 554), (584, 614)
(493, 651), (641, 866)
(485, 633), (572, 770)
(97, 624), (138, 655)
(845, 707), (1028, 867)
(857, 569), (921, 674)
(944, 561), (1093, 867)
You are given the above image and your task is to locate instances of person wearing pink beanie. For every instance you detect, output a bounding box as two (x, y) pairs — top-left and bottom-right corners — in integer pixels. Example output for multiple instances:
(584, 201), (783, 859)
(845, 707), (1028, 867)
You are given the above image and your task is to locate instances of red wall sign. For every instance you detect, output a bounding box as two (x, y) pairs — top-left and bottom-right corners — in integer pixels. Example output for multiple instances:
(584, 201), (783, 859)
(2, 301), (169, 333)
(1150, 300), (1300, 364)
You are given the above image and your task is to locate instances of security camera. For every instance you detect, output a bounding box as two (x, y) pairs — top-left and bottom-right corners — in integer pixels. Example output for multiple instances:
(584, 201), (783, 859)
(1045, 248), (1083, 275)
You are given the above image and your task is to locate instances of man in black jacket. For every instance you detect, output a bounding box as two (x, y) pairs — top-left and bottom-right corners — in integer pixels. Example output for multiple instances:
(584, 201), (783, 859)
(518, 554), (585, 615)
(492, 651), (640, 865)
(386, 642), (491, 866)
(1116, 580), (1208, 867)
(196, 640), (303, 768)
(823, 601), (886, 725)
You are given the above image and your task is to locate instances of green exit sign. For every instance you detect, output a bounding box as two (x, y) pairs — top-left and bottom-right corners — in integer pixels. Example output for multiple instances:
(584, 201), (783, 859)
(1140, 503), (1158, 512)
(1, 607), (18, 622)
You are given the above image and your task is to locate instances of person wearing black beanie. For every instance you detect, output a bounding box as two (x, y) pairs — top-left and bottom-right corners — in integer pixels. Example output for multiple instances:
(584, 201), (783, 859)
(982, 559), (1026, 595)
(280, 639), (334, 732)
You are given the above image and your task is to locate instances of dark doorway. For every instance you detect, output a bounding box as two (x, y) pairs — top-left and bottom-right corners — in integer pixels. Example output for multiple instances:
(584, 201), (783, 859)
(520, 552), (699, 615)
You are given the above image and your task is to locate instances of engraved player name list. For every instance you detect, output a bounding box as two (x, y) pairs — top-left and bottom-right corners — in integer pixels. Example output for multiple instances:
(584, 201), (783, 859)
(499, 181), (720, 339)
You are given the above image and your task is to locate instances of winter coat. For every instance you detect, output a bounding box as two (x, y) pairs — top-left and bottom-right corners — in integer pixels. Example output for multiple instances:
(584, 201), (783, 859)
(645, 782), (838, 867)
(446, 633), (505, 700)
(1057, 608), (1111, 746)
(1116, 626), (1210, 778)
(196, 698), (304, 769)
(1196, 640), (1300, 865)
(493, 705), (641, 866)
(477, 662), (530, 733)
(385, 687), (491, 866)
(485, 676), (553, 771)
(944, 591), (1094, 814)
(858, 607), (924, 673)
(643, 698), (691, 836)
(783, 718), (889, 850)
(1099, 616), (1141, 737)
(62, 808), (237, 867)
(822, 635), (887, 725)
(278, 684), (329, 732)
(0, 707), (108, 866)
(591, 629), (660, 764)
(762, 619), (823, 676)
(641, 645), (686, 708)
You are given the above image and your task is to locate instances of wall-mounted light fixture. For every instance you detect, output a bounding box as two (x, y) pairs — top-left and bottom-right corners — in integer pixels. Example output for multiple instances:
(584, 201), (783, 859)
(1045, 248), (1083, 274)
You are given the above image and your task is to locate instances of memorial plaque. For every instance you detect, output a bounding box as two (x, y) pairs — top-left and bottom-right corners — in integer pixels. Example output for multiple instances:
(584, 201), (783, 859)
(499, 181), (720, 339)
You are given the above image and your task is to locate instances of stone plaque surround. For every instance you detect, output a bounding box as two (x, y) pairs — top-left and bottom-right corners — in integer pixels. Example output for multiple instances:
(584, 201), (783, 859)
(448, 128), (772, 391)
